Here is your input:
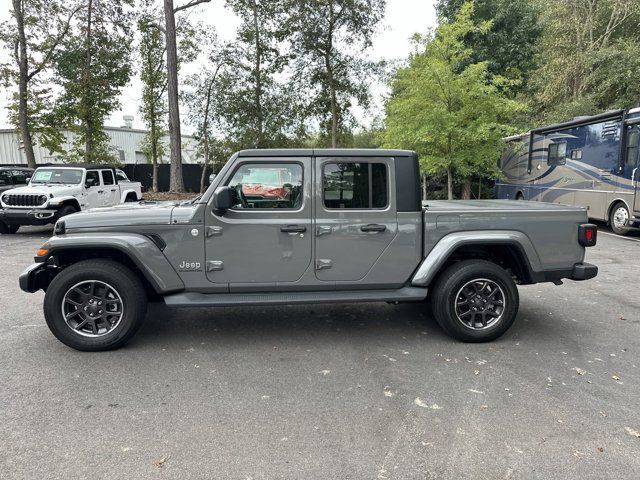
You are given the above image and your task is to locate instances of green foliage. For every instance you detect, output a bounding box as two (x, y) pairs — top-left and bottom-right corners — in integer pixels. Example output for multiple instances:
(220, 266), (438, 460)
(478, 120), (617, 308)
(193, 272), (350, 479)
(54, 0), (133, 164)
(287, 0), (386, 147)
(436, 0), (541, 90)
(383, 2), (525, 199)
(531, 0), (640, 123)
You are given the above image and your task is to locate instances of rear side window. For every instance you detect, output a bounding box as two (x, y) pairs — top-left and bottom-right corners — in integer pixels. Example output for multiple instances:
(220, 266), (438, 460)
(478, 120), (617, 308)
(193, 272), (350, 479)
(323, 162), (388, 209)
(547, 142), (567, 166)
(101, 170), (114, 185)
(116, 170), (129, 182)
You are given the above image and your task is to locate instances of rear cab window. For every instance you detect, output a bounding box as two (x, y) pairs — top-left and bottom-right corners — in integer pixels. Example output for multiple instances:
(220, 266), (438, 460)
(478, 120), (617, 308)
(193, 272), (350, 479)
(323, 162), (388, 209)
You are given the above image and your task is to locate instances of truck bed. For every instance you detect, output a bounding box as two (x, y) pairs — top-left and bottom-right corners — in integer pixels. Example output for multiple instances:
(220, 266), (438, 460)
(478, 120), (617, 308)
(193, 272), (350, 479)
(422, 199), (586, 212)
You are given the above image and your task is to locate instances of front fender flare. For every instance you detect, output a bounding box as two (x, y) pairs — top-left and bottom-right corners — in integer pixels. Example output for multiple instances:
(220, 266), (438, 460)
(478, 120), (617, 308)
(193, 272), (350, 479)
(38, 232), (184, 294)
(411, 230), (543, 287)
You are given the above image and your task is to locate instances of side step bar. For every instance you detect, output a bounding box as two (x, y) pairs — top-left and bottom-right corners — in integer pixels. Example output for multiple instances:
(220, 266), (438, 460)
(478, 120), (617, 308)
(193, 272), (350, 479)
(163, 287), (428, 307)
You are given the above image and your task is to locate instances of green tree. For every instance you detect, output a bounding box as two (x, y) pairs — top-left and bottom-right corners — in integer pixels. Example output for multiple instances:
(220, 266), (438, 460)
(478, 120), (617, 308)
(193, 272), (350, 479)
(436, 0), (541, 90)
(184, 36), (234, 192)
(287, 0), (386, 147)
(532, 0), (640, 122)
(0, 1), (80, 168)
(218, 0), (299, 149)
(54, 0), (133, 163)
(138, 2), (167, 192)
(383, 2), (524, 200)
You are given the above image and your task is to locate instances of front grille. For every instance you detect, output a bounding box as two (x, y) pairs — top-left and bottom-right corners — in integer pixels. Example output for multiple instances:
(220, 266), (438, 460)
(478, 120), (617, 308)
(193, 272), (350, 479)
(2, 194), (46, 207)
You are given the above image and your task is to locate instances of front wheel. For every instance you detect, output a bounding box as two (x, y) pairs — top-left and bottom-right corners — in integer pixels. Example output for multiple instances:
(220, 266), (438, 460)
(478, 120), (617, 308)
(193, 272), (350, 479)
(43, 259), (147, 351)
(0, 221), (19, 234)
(430, 259), (519, 342)
(609, 202), (631, 236)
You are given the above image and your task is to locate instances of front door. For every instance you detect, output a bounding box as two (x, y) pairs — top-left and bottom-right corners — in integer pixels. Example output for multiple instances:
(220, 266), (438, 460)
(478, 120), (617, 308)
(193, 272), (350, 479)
(205, 157), (312, 287)
(82, 170), (102, 209)
(100, 170), (119, 206)
(314, 156), (398, 282)
(626, 126), (640, 212)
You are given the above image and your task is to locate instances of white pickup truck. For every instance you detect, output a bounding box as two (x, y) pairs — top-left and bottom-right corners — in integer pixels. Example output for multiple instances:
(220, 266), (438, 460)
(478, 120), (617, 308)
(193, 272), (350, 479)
(0, 164), (142, 234)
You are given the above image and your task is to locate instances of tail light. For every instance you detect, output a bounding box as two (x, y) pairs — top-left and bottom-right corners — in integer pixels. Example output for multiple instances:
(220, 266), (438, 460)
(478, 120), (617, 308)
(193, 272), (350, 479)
(578, 224), (597, 247)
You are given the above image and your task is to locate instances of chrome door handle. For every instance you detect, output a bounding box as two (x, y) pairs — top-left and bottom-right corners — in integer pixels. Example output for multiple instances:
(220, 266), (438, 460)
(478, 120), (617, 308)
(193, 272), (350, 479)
(360, 224), (386, 233)
(110, 189), (116, 192)
(280, 225), (306, 233)
(97, 190), (104, 193)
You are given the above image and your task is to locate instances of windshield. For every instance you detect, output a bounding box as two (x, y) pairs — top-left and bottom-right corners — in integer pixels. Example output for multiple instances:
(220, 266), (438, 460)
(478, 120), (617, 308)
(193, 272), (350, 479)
(31, 168), (83, 185)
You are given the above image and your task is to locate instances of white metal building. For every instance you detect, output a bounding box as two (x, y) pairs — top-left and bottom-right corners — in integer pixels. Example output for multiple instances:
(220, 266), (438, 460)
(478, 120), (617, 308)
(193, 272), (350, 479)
(0, 119), (201, 166)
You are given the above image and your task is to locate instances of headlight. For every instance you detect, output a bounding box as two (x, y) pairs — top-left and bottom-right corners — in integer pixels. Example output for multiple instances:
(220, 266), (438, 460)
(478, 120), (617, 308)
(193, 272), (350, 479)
(1, 194), (8, 203)
(38, 195), (47, 204)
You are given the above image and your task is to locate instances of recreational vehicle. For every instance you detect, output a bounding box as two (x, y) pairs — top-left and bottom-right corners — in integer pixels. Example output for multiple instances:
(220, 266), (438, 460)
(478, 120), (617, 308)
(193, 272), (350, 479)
(496, 108), (640, 235)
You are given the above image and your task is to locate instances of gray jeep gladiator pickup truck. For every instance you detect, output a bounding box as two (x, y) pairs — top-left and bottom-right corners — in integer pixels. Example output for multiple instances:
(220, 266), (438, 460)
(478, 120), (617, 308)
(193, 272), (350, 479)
(19, 149), (598, 351)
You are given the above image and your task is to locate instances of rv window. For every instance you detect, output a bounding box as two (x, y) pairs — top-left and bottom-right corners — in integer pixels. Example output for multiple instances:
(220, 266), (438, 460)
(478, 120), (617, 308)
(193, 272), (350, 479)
(548, 142), (567, 166)
(570, 149), (583, 160)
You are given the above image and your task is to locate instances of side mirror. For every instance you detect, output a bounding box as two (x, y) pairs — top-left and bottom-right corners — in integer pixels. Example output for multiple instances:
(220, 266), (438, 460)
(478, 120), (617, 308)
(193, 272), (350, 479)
(212, 186), (234, 214)
(25, 177), (31, 183)
(85, 178), (97, 189)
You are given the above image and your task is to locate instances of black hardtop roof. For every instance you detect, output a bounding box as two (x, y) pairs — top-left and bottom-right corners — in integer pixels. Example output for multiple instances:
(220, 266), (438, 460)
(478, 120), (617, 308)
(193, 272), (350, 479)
(36, 163), (118, 170)
(0, 166), (34, 170)
(237, 148), (416, 158)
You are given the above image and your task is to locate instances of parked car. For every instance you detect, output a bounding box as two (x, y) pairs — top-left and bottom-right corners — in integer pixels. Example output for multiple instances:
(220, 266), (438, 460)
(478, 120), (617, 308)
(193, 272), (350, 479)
(19, 149), (598, 351)
(0, 167), (34, 194)
(0, 164), (142, 234)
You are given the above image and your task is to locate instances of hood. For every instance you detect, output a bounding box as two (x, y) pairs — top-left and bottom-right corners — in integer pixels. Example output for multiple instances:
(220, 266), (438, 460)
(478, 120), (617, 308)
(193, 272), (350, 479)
(62, 201), (181, 230)
(2, 184), (80, 197)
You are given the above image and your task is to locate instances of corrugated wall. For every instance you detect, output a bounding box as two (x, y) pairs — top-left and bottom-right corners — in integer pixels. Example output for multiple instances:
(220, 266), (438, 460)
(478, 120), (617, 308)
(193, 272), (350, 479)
(0, 128), (201, 166)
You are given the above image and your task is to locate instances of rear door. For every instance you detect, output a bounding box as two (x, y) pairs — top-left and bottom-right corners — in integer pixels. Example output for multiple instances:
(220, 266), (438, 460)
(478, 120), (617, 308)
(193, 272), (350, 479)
(314, 156), (398, 282)
(100, 170), (120, 205)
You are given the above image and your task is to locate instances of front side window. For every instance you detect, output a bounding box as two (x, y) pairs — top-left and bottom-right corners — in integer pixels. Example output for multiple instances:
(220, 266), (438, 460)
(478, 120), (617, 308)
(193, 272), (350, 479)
(11, 170), (29, 184)
(0, 170), (10, 186)
(31, 168), (83, 184)
(226, 163), (303, 209)
(547, 142), (567, 166)
(85, 170), (100, 187)
(101, 170), (114, 185)
(323, 162), (388, 209)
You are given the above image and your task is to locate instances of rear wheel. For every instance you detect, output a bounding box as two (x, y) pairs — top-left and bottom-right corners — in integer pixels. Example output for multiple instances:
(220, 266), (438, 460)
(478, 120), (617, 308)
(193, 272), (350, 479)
(43, 259), (147, 351)
(430, 259), (519, 342)
(515, 192), (524, 200)
(0, 221), (19, 234)
(609, 202), (631, 235)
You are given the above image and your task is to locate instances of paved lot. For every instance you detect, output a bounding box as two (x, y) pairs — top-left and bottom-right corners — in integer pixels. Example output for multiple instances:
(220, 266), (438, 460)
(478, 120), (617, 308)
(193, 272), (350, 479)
(0, 225), (639, 480)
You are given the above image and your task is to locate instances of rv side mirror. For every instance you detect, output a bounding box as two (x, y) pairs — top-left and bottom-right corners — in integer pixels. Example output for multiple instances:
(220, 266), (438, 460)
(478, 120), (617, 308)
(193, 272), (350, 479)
(212, 186), (234, 214)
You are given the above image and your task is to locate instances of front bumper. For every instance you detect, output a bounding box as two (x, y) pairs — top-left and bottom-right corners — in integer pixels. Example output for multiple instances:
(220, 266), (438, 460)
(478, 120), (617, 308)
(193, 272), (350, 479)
(19, 263), (47, 292)
(0, 207), (58, 226)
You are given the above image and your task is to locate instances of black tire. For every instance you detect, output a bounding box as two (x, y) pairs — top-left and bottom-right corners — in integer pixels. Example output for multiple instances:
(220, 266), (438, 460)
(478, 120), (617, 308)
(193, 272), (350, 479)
(125, 193), (137, 202)
(56, 204), (78, 219)
(43, 259), (147, 351)
(0, 221), (19, 234)
(515, 192), (524, 200)
(609, 202), (631, 236)
(430, 259), (519, 342)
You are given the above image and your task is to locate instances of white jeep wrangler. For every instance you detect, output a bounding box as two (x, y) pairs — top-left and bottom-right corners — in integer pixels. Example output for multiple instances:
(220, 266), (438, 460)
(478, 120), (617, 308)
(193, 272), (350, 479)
(0, 164), (142, 234)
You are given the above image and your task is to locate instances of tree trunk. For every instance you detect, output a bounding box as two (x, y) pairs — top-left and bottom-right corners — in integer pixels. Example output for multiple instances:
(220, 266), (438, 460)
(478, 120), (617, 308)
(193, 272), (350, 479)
(152, 161), (159, 193)
(477, 178), (482, 199)
(13, 0), (36, 168)
(200, 79), (215, 193)
(151, 120), (159, 193)
(83, 0), (94, 163)
(422, 173), (427, 200)
(164, 0), (184, 192)
(462, 178), (471, 199)
(326, 0), (337, 148)
(447, 166), (453, 200)
(251, 0), (264, 148)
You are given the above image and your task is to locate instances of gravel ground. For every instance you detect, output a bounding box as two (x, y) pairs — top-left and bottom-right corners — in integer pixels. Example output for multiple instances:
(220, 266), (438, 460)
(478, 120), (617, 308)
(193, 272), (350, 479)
(0, 225), (639, 479)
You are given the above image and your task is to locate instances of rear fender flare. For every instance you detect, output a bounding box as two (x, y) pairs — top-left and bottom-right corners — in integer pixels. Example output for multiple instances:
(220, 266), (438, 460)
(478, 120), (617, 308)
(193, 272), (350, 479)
(411, 230), (543, 287)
